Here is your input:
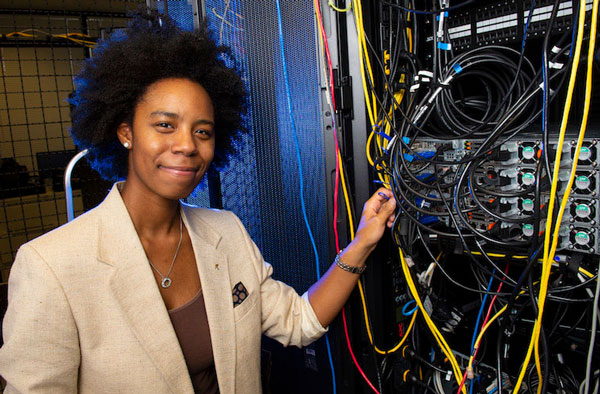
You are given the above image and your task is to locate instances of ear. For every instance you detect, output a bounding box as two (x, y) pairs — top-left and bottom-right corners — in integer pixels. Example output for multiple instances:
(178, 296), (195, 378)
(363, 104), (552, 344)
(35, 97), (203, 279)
(116, 122), (132, 148)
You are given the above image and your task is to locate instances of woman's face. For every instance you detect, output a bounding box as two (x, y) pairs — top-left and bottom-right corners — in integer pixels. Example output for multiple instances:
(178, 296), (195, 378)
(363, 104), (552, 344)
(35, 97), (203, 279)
(118, 78), (215, 201)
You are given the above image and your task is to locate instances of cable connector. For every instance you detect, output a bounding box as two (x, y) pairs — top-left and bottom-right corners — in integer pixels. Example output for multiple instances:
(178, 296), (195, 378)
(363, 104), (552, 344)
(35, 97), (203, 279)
(466, 366), (474, 379)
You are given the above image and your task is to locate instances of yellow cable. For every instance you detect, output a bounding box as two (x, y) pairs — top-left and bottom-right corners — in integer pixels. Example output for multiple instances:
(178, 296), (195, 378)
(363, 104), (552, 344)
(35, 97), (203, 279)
(357, 281), (419, 354)
(399, 247), (466, 392)
(535, 4), (598, 391)
(338, 154), (355, 237)
(353, 0), (377, 126)
(579, 267), (595, 279)
(6, 29), (96, 47)
(328, 0), (352, 12)
(515, 0), (597, 392)
(468, 251), (529, 259)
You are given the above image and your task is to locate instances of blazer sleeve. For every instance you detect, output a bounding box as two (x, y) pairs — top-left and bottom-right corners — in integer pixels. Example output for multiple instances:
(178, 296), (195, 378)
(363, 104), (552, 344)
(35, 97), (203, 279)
(227, 211), (328, 347)
(0, 244), (80, 393)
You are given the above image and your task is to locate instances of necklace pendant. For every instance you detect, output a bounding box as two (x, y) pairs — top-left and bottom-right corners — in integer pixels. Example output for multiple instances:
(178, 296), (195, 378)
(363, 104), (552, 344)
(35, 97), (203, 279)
(161, 277), (172, 288)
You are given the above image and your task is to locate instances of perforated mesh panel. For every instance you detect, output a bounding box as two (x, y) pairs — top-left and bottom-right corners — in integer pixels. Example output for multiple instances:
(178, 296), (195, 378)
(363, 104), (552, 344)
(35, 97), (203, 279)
(154, 0), (195, 31)
(187, 0), (329, 291)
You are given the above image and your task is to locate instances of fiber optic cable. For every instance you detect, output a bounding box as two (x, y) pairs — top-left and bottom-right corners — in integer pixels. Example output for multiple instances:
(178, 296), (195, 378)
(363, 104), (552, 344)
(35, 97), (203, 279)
(318, 2), (388, 390)
(274, 2), (336, 393)
(514, 0), (599, 392)
(316, 0), (389, 390)
(584, 258), (600, 394)
(399, 247), (466, 393)
(534, 2), (598, 391)
(328, 0), (351, 12)
(468, 272), (495, 394)
(315, 1), (383, 391)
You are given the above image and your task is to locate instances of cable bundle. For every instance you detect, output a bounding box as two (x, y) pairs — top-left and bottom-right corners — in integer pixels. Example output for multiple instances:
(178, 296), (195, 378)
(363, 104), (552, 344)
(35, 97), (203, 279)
(326, 0), (600, 393)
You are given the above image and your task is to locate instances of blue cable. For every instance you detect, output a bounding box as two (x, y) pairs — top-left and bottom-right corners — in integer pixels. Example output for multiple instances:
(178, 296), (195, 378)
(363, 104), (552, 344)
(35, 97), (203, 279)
(570, 0), (579, 58)
(522, 1), (535, 52)
(469, 270), (496, 394)
(274, 2), (336, 393)
(402, 300), (418, 316)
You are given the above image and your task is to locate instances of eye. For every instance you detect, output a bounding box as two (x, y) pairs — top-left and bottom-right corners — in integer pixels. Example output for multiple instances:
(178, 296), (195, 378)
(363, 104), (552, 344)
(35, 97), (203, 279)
(155, 122), (173, 130)
(195, 129), (213, 138)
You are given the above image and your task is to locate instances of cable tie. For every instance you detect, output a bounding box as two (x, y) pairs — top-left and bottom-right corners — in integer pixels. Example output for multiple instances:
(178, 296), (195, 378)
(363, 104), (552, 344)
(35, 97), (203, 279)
(437, 42), (451, 50)
(549, 61), (564, 69)
(435, 11), (449, 20)
(418, 70), (434, 78)
(410, 83), (421, 92)
(445, 370), (453, 381)
(374, 130), (392, 141)
(539, 82), (555, 95)
(403, 153), (415, 162)
(551, 45), (561, 54)
(420, 77), (431, 83)
(402, 136), (410, 145)
(405, 255), (415, 267)
(453, 63), (463, 74)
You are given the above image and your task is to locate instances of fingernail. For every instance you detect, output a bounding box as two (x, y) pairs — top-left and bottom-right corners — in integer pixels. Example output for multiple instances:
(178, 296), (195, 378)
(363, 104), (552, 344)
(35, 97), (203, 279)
(378, 191), (390, 200)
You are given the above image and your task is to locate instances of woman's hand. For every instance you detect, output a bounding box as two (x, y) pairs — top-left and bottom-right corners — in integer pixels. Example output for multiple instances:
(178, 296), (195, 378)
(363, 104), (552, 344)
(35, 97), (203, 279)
(307, 187), (396, 327)
(351, 187), (396, 254)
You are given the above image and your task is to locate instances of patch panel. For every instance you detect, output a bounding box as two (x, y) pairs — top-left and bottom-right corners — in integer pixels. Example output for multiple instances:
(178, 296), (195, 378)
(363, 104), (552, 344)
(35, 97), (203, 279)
(441, 0), (594, 52)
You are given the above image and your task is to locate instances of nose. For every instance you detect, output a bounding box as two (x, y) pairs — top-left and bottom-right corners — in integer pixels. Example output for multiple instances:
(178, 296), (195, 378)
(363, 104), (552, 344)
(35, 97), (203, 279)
(171, 129), (197, 156)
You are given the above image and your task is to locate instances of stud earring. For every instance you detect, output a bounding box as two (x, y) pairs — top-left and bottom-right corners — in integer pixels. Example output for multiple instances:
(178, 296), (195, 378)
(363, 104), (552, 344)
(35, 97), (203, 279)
(123, 142), (130, 149)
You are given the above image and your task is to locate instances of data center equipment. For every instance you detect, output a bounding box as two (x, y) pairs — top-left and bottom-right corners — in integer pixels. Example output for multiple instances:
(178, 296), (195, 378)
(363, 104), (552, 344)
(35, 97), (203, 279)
(320, 0), (600, 393)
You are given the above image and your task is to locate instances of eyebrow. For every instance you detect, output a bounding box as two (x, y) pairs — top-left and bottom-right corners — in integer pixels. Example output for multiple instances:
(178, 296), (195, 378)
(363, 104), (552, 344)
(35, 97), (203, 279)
(150, 111), (215, 126)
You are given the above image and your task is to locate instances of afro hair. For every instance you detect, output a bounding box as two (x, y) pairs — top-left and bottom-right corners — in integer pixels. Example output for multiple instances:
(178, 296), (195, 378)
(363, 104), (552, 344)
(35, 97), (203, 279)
(69, 10), (247, 181)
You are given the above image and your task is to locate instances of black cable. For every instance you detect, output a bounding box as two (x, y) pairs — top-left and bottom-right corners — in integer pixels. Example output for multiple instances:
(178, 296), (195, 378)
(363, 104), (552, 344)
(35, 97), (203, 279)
(377, 0), (476, 15)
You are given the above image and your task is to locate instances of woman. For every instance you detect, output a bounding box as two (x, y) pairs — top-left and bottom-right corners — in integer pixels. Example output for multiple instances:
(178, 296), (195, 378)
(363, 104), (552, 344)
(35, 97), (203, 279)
(0, 11), (396, 394)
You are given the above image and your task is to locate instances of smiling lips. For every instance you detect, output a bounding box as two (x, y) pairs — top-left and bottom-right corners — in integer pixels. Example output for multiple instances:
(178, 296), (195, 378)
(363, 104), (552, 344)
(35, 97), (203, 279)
(159, 165), (199, 177)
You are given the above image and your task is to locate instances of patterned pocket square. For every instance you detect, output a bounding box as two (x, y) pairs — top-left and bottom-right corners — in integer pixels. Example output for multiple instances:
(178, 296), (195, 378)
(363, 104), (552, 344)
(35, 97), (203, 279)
(232, 282), (248, 307)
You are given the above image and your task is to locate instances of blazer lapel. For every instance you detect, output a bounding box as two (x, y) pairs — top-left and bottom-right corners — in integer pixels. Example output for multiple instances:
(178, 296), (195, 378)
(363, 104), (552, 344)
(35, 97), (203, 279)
(181, 206), (236, 394)
(98, 186), (194, 394)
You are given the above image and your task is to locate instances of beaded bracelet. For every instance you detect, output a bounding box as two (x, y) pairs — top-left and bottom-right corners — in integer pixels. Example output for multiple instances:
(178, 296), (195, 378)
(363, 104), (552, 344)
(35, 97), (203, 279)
(334, 249), (366, 275)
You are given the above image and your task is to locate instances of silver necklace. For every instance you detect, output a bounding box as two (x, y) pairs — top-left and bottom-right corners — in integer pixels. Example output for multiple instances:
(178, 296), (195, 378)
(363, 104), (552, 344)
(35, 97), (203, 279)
(148, 214), (183, 289)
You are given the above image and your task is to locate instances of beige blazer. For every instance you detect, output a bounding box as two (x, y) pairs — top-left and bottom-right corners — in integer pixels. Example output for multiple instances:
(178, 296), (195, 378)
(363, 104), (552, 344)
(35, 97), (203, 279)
(0, 184), (327, 393)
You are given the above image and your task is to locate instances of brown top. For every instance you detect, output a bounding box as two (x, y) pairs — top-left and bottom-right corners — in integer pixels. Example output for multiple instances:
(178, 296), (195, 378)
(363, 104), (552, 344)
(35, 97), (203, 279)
(168, 289), (219, 394)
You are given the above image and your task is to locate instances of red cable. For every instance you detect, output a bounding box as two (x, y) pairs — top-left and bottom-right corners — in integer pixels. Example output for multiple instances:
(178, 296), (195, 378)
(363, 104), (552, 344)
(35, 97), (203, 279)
(343, 308), (381, 394)
(456, 266), (510, 394)
(315, 0), (341, 252)
(315, 3), (381, 392)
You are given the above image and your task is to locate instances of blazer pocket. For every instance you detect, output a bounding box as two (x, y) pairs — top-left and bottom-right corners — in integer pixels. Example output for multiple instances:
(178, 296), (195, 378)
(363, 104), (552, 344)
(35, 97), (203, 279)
(233, 290), (258, 322)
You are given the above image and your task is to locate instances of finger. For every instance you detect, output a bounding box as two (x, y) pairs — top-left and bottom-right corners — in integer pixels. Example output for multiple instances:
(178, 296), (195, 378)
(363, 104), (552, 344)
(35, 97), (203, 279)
(365, 188), (393, 212)
(375, 187), (393, 201)
(387, 214), (396, 228)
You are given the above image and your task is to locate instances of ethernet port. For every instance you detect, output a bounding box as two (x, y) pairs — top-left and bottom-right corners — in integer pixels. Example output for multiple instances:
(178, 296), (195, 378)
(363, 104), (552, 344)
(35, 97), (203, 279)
(571, 141), (597, 166)
(570, 200), (596, 223)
